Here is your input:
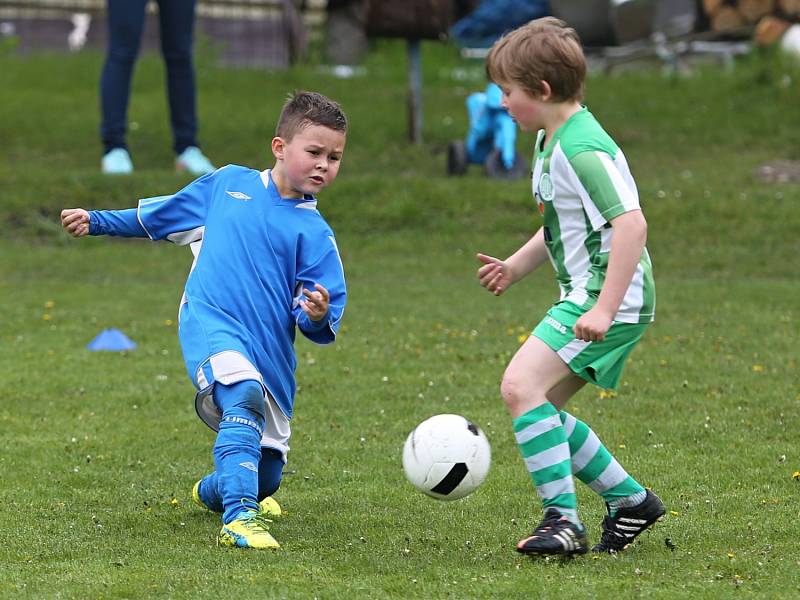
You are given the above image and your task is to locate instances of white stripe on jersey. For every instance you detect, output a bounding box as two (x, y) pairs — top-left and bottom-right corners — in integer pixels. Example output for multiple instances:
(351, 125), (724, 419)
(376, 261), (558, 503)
(167, 225), (205, 246)
(551, 153), (594, 298)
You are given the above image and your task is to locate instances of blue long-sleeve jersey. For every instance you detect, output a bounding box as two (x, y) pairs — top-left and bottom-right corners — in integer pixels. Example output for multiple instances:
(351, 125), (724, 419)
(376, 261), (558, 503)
(89, 166), (347, 419)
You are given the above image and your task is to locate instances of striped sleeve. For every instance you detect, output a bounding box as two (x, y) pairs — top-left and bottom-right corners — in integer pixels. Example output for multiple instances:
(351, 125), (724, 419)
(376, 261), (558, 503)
(569, 151), (640, 231)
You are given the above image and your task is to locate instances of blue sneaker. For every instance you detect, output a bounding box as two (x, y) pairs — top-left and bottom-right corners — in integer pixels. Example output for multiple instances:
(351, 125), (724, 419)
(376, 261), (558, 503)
(101, 148), (133, 174)
(175, 146), (214, 175)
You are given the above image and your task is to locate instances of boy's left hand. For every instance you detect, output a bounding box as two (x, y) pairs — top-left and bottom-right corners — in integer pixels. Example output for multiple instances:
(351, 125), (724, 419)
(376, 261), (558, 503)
(573, 307), (613, 342)
(300, 283), (330, 321)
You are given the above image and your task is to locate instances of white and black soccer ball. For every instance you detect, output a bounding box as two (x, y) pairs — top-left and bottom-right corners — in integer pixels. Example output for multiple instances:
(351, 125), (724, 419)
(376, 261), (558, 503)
(402, 414), (491, 501)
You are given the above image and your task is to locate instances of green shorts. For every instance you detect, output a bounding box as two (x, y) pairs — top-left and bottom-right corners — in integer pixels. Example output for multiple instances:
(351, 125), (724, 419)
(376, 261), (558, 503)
(532, 302), (649, 390)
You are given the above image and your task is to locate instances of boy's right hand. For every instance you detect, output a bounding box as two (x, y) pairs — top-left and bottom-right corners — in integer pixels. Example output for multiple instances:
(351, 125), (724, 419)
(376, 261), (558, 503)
(477, 253), (513, 296)
(61, 208), (90, 237)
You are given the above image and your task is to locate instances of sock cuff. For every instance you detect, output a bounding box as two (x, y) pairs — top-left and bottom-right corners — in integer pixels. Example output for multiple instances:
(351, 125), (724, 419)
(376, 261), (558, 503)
(512, 402), (558, 432)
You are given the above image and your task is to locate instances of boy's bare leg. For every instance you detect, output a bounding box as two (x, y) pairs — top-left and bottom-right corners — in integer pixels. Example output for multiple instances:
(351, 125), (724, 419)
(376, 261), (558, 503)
(545, 375), (585, 411)
(504, 337), (587, 555)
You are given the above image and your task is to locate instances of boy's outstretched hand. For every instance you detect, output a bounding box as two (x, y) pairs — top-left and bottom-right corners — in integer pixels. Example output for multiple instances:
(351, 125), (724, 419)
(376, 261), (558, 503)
(477, 253), (513, 296)
(61, 208), (90, 237)
(301, 283), (330, 321)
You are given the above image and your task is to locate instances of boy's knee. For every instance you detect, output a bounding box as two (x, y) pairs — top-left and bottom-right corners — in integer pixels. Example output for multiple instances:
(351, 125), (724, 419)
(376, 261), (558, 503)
(235, 380), (266, 421)
(216, 380), (266, 432)
(500, 370), (548, 413)
(500, 372), (524, 408)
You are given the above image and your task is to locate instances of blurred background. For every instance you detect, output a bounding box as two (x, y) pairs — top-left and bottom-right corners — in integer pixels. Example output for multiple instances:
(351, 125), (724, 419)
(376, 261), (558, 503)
(1, 3), (799, 597)
(2, 0), (798, 69)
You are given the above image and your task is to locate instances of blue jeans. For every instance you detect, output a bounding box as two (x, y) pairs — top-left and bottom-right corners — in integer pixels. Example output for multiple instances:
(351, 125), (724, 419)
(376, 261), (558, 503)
(100, 0), (198, 154)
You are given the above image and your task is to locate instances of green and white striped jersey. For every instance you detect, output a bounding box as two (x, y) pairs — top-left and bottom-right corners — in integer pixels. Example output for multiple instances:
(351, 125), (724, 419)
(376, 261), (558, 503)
(531, 107), (655, 324)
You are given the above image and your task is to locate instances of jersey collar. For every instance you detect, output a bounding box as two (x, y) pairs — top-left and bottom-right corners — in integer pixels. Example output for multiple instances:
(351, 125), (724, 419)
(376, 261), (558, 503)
(539, 105), (589, 157)
(259, 169), (318, 208)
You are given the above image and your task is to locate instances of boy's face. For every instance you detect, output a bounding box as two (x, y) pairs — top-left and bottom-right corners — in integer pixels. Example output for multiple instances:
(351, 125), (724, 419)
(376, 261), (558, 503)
(497, 81), (546, 132)
(271, 124), (346, 197)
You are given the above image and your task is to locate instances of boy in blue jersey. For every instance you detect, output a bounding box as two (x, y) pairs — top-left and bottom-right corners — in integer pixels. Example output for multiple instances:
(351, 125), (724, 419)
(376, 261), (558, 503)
(62, 91), (348, 550)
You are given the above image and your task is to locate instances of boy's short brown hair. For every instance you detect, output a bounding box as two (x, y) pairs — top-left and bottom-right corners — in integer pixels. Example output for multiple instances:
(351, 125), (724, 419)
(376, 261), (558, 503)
(486, 17), (586, 102)
(275, 91), (348, 140)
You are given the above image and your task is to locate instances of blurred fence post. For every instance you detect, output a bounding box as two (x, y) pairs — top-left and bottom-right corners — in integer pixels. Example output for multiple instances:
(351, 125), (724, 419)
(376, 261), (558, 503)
(364, 0), (454, 145)
(407, 38), (423, 144)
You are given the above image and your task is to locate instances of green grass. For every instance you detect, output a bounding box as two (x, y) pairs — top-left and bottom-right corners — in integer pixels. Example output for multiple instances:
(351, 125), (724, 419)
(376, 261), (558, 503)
(1, 40), (799, 599)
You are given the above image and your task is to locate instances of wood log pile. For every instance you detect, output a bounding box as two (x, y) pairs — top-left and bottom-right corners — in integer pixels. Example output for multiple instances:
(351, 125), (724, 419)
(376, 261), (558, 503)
(703, 0), (800, 45)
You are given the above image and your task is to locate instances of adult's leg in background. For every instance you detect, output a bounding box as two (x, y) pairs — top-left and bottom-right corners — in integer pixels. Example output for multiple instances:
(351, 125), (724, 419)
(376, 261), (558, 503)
(100, 0), (149, 153)
(156, 0), (198, 154)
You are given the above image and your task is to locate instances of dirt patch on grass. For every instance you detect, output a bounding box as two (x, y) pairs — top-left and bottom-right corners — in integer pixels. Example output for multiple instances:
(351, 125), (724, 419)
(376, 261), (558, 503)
(754, 160), (800, 183)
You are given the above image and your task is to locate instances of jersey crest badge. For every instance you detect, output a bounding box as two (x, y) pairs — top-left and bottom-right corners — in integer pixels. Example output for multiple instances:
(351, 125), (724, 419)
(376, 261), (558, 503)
(226, 191), (251, 201)
(538, 172), (555, 202)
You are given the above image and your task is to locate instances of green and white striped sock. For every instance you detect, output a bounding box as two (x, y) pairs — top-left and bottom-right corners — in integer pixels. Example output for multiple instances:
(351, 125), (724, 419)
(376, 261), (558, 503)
(559, 411), (646, 516)
(513, 403), (578, 524)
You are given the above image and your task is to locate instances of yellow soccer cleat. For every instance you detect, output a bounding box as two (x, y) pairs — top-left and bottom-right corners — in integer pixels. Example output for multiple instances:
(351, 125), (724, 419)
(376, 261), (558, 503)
(191, 480), (282, 518)
(259, 496), (282, 518)
(192, 480), (210, 511)
(218, 511), (280, 549)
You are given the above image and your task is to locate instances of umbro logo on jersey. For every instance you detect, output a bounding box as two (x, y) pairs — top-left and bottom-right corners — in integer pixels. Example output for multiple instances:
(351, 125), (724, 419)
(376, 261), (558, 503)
(226, 191), (251, 201)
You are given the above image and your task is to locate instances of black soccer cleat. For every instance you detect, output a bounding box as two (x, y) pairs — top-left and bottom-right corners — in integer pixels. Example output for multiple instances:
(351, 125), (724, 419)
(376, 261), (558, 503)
(516, 508), (588, 557)
(592, 489), (666, 553)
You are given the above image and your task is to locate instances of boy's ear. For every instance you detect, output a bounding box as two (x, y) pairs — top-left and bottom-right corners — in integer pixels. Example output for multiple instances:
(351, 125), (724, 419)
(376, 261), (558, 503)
(271, 136), (286, 160)
(539, 80), (553, 101)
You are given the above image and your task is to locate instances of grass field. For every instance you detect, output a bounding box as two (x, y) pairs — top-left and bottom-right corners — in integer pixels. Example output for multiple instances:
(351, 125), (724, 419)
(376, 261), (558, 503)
(1, 39), (799, 599)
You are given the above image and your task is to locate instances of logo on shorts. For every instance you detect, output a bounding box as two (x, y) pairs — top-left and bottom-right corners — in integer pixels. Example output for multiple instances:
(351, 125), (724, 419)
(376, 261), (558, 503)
(538, 172), (555, 202)
(544, 315), (567, 335)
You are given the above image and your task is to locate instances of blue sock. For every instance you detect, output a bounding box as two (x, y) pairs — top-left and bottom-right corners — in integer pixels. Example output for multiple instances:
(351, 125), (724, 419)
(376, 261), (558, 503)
(198, 473), (223, 512)
(212, 380), (266, 524)
(198, 447), (285, 510)
(258, 448), (284, 500)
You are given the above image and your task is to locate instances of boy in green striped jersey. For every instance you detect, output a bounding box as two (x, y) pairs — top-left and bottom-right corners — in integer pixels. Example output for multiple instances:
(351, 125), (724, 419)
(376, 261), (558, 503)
(477, 17), (664, 557)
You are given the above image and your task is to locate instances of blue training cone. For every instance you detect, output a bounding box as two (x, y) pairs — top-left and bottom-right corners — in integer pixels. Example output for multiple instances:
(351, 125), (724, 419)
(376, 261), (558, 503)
(87, 328), (136, 352)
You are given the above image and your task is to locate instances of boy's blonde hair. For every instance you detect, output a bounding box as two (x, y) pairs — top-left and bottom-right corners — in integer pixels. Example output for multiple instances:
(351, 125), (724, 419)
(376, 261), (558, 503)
(486, 17), (586, 102)
(276, 91), (348, 141)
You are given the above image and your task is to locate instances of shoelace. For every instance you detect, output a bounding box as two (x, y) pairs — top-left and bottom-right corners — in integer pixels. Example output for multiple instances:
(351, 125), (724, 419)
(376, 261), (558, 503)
(241, 511), (274, 533)
(531, 511), (565, 536)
